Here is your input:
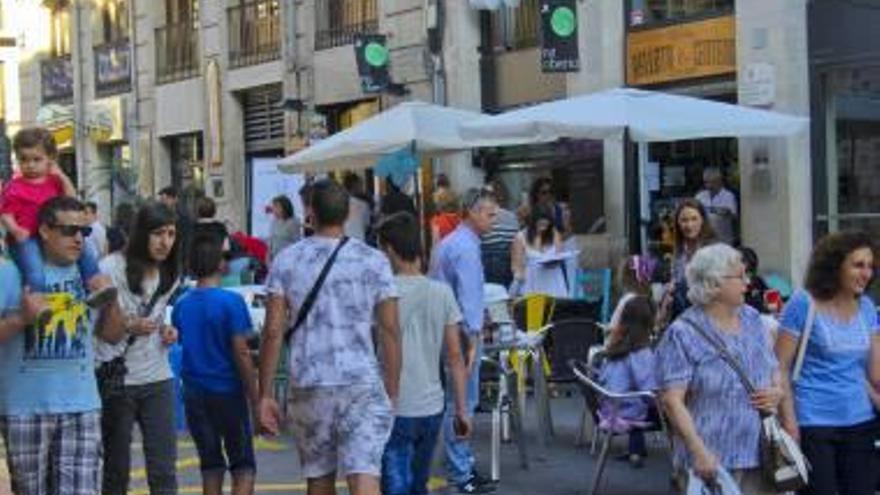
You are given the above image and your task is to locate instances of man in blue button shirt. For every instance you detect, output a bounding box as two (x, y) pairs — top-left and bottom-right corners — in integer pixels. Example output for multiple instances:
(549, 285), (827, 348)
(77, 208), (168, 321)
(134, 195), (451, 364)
(430, 187), (498, 494)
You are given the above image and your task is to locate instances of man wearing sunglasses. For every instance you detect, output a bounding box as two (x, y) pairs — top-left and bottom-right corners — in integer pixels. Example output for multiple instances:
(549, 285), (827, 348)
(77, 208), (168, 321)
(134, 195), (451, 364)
(0, 196), (126, 495)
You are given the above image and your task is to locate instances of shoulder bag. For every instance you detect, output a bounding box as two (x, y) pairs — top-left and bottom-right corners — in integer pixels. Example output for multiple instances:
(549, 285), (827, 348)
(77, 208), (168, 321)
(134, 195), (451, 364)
(791, 293), (816, 382)
(283, 237), (349, 344)
(680, 316), (809, 492)
(96, 287), (165, 399)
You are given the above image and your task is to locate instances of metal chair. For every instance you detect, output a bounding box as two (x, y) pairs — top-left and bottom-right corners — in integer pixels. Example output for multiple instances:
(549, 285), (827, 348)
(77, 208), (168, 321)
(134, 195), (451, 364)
(569, 359), (670, 495)
(479, 354), (528, 482)
(538, 319), (604, 437)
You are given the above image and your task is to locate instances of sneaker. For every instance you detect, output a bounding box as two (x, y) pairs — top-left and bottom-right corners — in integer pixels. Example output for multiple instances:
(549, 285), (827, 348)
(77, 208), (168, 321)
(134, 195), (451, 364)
(470, 470), (498, 486)
(86, 286), (118, 309)
(456, 477), (496, 494)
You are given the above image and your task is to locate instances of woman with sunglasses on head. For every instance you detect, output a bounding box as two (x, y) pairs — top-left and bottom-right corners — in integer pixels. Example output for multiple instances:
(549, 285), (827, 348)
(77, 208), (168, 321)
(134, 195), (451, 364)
(775, 231), (879, 495)
(510, 204), (568, 298)
(95, 201), (183, 495)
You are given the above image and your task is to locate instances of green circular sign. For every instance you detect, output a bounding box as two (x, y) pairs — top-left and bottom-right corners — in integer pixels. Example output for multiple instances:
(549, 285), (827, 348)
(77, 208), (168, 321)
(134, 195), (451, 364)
(550, 6), (576, 38)
(364, 42), (389, 68)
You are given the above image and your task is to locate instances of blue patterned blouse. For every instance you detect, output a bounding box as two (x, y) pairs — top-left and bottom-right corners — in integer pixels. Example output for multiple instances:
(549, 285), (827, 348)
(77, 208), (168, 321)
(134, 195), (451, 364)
(656, 305), (778, 470)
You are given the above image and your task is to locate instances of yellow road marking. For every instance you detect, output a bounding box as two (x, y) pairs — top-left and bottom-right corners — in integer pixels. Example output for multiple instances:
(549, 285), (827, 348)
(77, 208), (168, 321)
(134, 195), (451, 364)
(132, 478), (448, 495)
(133, 437), (288, 451)
(130, 456), (200, 482)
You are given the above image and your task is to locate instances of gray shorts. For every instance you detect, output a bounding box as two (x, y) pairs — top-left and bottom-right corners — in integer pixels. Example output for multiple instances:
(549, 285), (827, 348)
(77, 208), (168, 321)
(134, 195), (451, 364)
(289, 383), (393, 478)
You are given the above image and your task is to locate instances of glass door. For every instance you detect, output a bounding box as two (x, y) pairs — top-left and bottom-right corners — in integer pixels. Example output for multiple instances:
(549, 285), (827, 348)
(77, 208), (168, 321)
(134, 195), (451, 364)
(823, 68), (880, 300)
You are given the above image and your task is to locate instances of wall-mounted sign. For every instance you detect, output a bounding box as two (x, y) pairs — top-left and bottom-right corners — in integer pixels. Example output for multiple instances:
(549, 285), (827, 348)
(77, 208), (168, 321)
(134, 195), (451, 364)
(626, 15), (735, 86)
(540, 0), (580, 73)
(95, 41), (132, 96)
(740, 62), (776, 107)
(40, 56), (73, 103)
(354, 34), (390, 93)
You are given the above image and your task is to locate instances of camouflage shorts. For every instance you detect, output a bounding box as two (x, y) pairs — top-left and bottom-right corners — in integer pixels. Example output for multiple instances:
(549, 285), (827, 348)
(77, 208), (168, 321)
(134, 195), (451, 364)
(289, 383), (393, 478)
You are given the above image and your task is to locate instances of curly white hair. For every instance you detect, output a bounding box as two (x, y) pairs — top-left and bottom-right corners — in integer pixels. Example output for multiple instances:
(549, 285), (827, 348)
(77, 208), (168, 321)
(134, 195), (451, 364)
(685, 243), (742, 306)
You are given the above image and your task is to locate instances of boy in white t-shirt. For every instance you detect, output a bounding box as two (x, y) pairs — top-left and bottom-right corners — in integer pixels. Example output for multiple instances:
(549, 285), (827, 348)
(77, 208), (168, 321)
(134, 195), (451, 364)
(376, 212), (471, 495)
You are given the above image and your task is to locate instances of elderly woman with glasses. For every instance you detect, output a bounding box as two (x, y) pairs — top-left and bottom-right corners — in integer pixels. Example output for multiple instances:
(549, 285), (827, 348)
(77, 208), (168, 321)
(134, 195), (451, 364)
(656, 243), (782, 494)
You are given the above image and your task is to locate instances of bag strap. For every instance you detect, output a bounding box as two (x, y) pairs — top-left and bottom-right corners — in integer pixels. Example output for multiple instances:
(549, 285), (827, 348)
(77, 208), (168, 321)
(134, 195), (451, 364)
(119, 280), (173, 355)
(791, 293), (815, 382)
(283, 237), (349, 344)
(680, 316), (758, 397)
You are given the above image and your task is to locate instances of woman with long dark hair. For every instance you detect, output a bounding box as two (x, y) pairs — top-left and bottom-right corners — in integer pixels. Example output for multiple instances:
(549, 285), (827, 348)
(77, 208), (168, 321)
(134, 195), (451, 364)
(659, 199), (718, 324)
(510, 204), (567, 298)
(776, 231), (879, 495)
(95, 201), (182, 495)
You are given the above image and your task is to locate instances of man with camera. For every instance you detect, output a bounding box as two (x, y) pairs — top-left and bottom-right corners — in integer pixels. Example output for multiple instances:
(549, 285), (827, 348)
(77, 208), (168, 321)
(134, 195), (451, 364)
(0, 196), (126, 495)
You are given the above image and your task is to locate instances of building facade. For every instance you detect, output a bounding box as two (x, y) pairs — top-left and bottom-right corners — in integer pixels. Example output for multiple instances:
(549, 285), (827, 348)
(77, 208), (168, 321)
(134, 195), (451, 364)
(13, 0), (876, 287)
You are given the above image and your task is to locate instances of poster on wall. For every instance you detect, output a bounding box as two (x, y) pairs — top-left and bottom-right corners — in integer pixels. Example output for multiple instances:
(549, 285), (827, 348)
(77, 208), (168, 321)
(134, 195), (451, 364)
(249, 157), (305, 240)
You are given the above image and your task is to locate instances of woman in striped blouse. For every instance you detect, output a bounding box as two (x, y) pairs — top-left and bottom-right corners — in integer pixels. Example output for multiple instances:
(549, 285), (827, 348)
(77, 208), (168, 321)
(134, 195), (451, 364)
(656, 244), (782, 494)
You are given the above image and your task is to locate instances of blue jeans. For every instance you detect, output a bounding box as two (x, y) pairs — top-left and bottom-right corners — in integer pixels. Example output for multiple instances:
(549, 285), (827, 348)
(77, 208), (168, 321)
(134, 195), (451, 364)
(443, 341), (481, 485)
(9, 237), (100, 291)
(381, 413), (444, 495)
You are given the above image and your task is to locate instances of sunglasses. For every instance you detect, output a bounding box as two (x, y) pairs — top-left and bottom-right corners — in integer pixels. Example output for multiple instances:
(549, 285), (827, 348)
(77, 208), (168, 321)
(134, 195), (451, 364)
(50, 224), (92, 237)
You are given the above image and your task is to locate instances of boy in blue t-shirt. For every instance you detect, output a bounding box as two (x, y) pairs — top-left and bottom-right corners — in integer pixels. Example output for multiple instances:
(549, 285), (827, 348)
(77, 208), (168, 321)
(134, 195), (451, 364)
(172, 235), (257, 495)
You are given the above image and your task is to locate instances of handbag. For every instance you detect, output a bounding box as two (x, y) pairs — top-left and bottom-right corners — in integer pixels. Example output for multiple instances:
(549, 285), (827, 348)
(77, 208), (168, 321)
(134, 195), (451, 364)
(283, 237), (349, 344)
(96, 287), (166, 399)
(680, 316), (809, 492)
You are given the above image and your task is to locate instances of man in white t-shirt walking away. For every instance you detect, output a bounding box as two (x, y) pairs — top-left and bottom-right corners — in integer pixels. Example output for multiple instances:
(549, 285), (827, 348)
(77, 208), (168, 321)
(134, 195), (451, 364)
(258, 179), (401, 495)
(695, 167), (738, 245)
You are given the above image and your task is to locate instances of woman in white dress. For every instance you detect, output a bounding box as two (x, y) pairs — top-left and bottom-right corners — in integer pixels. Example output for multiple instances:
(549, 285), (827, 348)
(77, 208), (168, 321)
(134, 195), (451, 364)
(510, 205), (569, 298)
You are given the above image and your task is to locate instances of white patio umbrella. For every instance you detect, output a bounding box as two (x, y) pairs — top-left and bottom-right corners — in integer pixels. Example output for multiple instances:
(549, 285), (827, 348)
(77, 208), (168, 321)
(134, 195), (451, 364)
(278, 101), (483, 173)
(460, 87), (808, 145)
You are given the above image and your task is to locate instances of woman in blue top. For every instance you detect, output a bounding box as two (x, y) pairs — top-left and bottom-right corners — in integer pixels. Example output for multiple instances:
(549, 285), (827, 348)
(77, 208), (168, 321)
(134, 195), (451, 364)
(776, 231), (879, 495)
(657, 244), (781, 494)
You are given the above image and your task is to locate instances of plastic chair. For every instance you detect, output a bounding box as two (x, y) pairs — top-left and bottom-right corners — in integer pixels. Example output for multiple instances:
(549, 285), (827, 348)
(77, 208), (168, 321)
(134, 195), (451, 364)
(573, 268), (613, 324)
(510, 293), (556, 411)
(570, 359), (670, 495)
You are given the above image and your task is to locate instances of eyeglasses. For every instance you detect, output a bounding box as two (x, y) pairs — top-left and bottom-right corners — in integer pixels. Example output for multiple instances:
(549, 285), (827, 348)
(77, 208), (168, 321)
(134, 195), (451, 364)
(50, 224), (92, 238)
(723, 274), (750, 284)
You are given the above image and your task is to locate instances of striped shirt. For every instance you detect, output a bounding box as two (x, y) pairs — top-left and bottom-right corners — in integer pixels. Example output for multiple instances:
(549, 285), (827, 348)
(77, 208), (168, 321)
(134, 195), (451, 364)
(656, 305), (778, 470)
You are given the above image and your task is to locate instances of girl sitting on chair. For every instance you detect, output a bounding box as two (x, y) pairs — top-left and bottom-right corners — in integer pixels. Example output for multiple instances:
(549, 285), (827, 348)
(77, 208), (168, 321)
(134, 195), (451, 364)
(597, 295), (658, 469)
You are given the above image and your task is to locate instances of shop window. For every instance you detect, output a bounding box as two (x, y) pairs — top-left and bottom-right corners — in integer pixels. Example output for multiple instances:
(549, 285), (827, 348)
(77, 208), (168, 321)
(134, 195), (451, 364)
(167, 133), (204, 193)
(628, 0), (733, 28)
(489, 0), (540, 51)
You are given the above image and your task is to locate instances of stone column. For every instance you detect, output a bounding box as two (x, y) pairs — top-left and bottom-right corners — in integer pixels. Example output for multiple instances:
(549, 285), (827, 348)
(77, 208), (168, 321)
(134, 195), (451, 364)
(736, 0), (812, 286)
(440, 0), (483, 191)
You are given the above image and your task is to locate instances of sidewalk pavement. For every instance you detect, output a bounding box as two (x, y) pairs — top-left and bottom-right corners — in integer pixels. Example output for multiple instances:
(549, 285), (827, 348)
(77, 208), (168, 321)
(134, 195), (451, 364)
(0, 396), (675, 494)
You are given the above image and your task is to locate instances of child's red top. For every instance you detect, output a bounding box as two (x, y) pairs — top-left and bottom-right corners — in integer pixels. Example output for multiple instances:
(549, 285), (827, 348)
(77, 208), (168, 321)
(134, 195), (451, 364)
(0, 174), (65, 235)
